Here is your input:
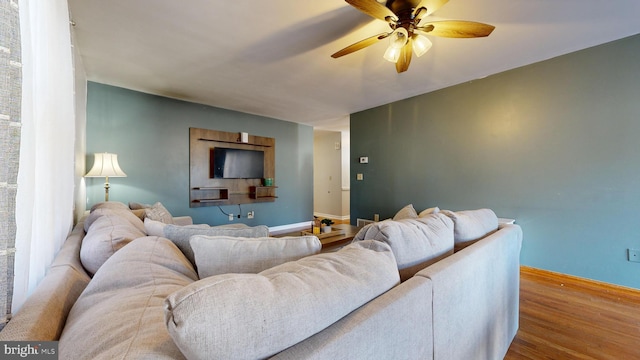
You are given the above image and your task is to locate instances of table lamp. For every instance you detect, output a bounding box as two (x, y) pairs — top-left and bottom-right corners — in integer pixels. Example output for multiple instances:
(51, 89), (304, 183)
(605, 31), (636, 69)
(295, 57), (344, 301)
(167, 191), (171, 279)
(85, 152), (127, 201)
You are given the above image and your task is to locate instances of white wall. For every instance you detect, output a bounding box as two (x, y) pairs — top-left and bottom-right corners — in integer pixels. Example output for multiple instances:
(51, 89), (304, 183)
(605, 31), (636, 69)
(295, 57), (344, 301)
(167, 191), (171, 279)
(313, 129), (350, 220)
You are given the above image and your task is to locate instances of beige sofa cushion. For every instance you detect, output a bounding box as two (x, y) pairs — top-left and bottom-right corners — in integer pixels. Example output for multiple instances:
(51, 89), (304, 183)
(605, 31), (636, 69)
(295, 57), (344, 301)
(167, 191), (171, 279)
(89, 200), (131, 213)
(441, 208), (499, 250)
(164, 240), (399, 360)
(84, 202), (145, 232)
(144, 218), (209, 237)
(80, 211), (146, 276)
(190, 235), (321, 278)
(353, 213), (454, 281)
(144, 218), (247, 236)
(156, 223), (270, 266)
(60, 236), (197, 359)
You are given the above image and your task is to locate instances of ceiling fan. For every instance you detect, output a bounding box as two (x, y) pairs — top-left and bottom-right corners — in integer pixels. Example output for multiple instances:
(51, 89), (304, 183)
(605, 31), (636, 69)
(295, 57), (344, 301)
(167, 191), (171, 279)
(331, 0), (495, 73)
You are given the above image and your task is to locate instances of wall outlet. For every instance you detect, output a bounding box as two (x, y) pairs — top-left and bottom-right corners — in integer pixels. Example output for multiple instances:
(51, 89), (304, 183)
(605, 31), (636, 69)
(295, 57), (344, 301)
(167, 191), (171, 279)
(248, 211), (254, 219)
(628, 249), (640, 263)
(228, 214), (234, 221)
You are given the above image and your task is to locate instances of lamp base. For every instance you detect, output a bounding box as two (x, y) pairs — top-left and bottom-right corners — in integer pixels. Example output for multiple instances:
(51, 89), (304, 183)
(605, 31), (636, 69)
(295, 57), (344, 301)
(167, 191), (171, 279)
(104, 178), (110, 202)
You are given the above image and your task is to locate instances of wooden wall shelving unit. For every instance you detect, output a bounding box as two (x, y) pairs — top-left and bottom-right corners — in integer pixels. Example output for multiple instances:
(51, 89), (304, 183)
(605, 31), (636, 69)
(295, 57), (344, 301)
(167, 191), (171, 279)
(189, 127), (275, 207)
(249, 186), (278, 201)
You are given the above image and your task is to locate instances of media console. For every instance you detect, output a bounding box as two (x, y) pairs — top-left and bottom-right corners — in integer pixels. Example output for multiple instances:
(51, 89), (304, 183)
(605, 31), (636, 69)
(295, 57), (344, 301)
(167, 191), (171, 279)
(189, 127), (276, 207)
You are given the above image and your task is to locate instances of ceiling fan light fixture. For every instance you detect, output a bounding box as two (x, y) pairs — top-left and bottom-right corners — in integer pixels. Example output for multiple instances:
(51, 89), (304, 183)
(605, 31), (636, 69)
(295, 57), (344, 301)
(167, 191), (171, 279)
(383, 45), (401, 63)
(383, 27), (408, 63)
(389, 27), (408, 48)
(333, 0), (496, 73)
(412, 34), (432, 57)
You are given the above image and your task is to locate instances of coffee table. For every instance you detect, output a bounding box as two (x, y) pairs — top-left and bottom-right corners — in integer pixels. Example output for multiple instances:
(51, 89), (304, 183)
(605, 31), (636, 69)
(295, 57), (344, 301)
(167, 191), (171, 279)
(275, 223), (361, 252)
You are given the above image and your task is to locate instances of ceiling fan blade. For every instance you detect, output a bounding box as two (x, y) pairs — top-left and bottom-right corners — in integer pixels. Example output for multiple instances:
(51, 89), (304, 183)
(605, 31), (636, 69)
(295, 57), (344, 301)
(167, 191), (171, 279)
(345, 0), (397, 22)
(417, 20), (495, 38)
(331, 33), (390, 58)
(395, 39), (413, 73)
(414, 0), (449, 20)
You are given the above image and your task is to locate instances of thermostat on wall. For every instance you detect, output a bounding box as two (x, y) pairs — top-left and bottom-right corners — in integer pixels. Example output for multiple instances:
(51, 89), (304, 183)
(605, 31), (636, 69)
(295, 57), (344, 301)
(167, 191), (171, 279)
(359, 156), (368, 164)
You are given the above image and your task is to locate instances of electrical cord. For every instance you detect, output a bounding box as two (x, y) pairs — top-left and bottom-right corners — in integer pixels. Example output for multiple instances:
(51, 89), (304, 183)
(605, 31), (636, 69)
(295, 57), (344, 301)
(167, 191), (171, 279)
(217, 204), (242, 218)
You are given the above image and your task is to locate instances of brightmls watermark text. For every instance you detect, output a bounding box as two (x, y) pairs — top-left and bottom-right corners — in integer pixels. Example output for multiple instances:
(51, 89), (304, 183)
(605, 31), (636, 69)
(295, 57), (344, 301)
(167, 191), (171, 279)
(1, 342), (57, 359)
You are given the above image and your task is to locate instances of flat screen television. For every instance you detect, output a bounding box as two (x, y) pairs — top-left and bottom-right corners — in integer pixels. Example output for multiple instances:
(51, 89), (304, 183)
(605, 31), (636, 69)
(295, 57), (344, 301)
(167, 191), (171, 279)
(210, 147), (264, 179)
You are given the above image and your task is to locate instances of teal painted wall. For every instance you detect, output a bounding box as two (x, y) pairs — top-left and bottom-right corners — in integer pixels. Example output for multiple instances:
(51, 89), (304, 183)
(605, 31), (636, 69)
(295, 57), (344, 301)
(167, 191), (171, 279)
(86, 82), (313, 227)
(351, 34), (640, 289)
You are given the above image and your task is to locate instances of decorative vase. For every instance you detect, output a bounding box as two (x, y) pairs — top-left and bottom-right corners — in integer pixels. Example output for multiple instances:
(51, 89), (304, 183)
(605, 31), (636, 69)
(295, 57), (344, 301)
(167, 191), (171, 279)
(321, 225), (332, 233)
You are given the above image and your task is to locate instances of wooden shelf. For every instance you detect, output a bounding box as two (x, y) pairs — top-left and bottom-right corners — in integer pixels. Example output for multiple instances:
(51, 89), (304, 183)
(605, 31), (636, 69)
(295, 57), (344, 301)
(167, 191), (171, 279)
(190, 187), (229, 207)
(191, 199), (229, 204)
(249, 186), (277, 201)
(198, 138), (273, 147)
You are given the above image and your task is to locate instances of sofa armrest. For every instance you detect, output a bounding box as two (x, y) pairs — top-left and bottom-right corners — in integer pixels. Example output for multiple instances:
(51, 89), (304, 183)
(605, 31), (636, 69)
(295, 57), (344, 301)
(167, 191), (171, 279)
(0, 266), (90, 341)
(0, 222), (90, 341)
(416, 224), (523, 360)
(173, 216), (193, 226)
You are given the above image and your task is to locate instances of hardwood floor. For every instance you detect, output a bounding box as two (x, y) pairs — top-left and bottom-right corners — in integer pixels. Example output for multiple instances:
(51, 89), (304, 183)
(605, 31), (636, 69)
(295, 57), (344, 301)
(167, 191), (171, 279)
(505, 266), (640, 359)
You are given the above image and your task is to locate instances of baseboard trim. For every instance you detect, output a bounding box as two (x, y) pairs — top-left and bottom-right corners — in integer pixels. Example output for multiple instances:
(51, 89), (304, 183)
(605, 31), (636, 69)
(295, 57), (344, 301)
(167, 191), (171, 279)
(521, 266), (640, 300)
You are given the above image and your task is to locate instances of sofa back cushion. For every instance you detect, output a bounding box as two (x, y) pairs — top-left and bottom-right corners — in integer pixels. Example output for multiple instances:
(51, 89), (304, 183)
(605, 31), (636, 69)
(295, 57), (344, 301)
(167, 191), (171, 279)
(353, 213), (454, 281)
(441, 208), (499, 250)
(80, 208), (146, 276)
(164, 240), (399, 360)
(190, 235), (321, 278)
(152, 223), (270, 266)
(84, 202), (145, 232)
(60, 236), (197, 359)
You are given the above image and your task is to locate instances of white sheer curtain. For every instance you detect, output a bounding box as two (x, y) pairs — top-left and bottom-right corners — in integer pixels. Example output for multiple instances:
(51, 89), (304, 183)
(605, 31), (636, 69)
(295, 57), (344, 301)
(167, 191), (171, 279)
(13, 0), (76, 312)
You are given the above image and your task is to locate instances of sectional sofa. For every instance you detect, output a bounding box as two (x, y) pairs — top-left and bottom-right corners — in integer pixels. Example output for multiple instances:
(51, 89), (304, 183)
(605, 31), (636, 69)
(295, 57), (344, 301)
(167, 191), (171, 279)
(0, 202), (522, 360)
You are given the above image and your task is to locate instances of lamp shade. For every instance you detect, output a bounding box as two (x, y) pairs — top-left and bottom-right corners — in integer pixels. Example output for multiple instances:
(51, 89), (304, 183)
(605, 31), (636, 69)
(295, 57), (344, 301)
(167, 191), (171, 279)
(412, 34), (432, 57)
(85, 153), (127, 177)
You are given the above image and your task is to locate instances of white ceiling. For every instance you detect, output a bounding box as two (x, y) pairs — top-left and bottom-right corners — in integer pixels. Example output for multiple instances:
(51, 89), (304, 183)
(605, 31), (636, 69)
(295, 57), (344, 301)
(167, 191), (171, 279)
(68, 0), (640, 131)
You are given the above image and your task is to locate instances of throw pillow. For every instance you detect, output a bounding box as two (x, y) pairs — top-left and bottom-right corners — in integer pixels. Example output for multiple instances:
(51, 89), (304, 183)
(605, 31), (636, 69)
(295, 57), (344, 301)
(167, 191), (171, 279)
(190, 235), (322, 278)
(440, 208), (499, 250)
(60, 237), (197, 359)
(130, 209), (146, 221)
(392, 204), (418, 220)
(164, 240), (399, 360)
(352, 213), (454, 281)
(160, 224), (270, 266)
(418, 206), (440, 217)
(144, 202), (175, 224)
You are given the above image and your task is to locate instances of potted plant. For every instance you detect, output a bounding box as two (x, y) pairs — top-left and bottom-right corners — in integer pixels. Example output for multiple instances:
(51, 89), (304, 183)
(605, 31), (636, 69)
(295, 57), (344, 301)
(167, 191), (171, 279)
(320, 218), (334, 233)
